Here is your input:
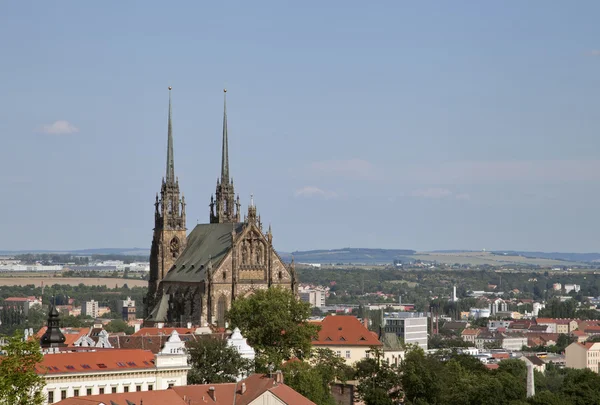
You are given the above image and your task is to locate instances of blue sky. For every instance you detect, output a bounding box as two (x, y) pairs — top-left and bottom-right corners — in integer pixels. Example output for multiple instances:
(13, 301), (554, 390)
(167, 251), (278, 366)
(2, 1), (600, 253)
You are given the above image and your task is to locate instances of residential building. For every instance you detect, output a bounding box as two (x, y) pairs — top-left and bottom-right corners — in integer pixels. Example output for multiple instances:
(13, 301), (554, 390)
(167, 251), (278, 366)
(383, 312), (428, 350)
(535, 318), (578, 334)
(488, 320), (511, 332)
(501, 334), (527, 351)
(54, 372), (316, 405)
(299, 286), (327, 308)
(522, 356), (546, 373)
(566, 342), (600, 372)
(120, 297), (136, 321)
(311, 315), (382, 365)
(84, 300), (99, 318)
(461, 328), (481, 344)
(227, 327), (255, 380)
(565, 284), (581, 294)
(3, 296), (42, 315)
(41, 330), (189, 404)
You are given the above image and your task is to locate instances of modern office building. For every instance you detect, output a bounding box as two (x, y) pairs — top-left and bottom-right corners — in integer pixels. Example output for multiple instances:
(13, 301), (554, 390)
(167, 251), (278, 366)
(383, 312), (428, 350)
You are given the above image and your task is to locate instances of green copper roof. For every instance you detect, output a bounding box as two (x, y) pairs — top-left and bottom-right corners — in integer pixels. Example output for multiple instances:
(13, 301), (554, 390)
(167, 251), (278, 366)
(161, 222), (244, 283)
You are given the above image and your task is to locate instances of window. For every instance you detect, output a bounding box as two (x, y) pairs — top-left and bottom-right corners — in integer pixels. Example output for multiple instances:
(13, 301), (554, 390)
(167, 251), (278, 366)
(124, 386), (129, 393)
(87, 388), (92, 396)
(61, 390), (67, 400)
(99, 388), (105, 395)
(47, 391), (54, 403)
(73, 389), (79, 397)
(336, 350), (342, 357)
(345, 350), (351, 359)
(112, 387), (117, 394)
(81, 364), (91, 369)
(148, 385), (153, 391)
(136, 385), (142, 392)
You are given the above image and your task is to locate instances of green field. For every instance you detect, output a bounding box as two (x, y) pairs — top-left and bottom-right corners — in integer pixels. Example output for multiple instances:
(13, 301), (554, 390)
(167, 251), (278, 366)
(411, 251), (584, 267)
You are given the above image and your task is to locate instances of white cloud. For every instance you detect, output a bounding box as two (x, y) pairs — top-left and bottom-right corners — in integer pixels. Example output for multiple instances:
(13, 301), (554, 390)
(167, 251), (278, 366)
(40, 120), (79, 135)
(294, 186), (338, 199)
(308, 159), (381, 180)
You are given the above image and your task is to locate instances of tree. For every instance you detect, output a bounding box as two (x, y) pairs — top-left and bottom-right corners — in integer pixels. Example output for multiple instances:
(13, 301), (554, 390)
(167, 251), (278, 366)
(282, 361), (336, 405)
(0, 331), (45, 405)
(187, 337), (253, 384)
(356, 347), (403, 405)
(226, 287), (319, 367)
(104, 319), (134, 334)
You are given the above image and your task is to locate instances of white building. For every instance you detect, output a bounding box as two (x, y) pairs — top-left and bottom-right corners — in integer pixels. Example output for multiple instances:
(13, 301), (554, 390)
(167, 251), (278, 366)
(42, 330), (190, 404)
(84, 300), (99, 318)
(383, 312), (428, 350)
(227, 327), (255, 380)
(299, 286), (327, 308)
(565, 284), (581, 294)
(469, 308), (491, 319)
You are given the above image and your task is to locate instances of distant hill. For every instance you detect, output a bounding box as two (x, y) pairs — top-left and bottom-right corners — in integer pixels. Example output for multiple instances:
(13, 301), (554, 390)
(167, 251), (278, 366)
(0, 248), (150, 256)
(491, 251), (600, 263)
(279, 248), (415, 264)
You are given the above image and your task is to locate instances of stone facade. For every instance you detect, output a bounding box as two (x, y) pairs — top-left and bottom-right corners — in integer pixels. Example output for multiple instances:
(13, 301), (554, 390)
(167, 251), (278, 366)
(145, 90), (297, 328)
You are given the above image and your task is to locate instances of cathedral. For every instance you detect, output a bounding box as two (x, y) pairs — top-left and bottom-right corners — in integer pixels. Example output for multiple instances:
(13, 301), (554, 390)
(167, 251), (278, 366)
(145, 88), (297, 327)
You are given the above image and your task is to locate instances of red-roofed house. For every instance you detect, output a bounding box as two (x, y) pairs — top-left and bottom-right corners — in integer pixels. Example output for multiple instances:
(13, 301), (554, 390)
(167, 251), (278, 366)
(3, 296), (41, 315)
(311, 316), (382, 365)
(53, 373), (316, 405)
(40, 331), (190, 404)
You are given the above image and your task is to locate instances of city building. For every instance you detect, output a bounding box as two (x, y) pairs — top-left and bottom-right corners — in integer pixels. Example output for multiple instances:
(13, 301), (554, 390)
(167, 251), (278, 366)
(299, 285), (327, 308)
(461, 328), (481, 344)
(565, 341), (600, 373)
(469, 307), (491, 319)
(565, 284), (581, 294)
(522, 355), (546, 373)
(227, 327), (255, 380)
(84, 300), (99, 318)
(383, 312), (428, 350)
(120, 297), (136, 321)
(535, 318), (578, 334)
(3, 296), (41, 315)
(53, 372), (316, 405)
(145, 89), (297, 327)
(41, 331), (189, 404)
(311, 315), (382, 365)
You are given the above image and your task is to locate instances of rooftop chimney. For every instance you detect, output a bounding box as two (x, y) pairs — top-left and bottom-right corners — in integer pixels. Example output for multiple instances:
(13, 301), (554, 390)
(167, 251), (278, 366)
(209, 386), (216, 401)
(241, 382), (247, 394)
(274, 370), (284, 384)
(157, 322), (164, 329)
(187, 321), (192, 329)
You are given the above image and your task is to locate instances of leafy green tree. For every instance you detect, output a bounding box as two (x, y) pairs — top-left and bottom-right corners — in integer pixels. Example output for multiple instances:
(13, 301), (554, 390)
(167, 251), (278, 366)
(282, 361), (336, 405)
(356, 347), (403, 405)
(104, 319), (134, 334)
(226, 287), (319, 368)
(187, 337), (253, 384)
(0, 331), (45, 405)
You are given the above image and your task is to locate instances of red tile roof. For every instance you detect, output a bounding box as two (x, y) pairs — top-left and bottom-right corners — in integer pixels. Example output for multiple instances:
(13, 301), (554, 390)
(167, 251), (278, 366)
(311, 316), (382, 346)
(461, 328), (481, 336)
(37, 349), (155, 374)
(54, 374), (316, 405)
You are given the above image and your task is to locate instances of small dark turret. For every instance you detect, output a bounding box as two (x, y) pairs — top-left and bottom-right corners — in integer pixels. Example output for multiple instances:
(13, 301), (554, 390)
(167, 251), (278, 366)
(40, 299), (66, 348)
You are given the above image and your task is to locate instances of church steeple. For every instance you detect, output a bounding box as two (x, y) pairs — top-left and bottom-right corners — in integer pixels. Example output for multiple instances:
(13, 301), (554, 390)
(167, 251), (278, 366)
(147, 87), (188, 318)
(40, 298), (66, 349)
(221, 88), (229, 184)
(166, 86), (175, 184)
(210, 89), (240, 224)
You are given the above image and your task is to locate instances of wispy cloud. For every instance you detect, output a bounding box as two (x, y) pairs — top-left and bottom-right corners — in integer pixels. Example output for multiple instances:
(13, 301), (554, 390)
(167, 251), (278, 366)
(308, 159), (381, 180)
(40, 120), (79, 135)
(294, 186), (338, 199)
(409, 188), (470, 201)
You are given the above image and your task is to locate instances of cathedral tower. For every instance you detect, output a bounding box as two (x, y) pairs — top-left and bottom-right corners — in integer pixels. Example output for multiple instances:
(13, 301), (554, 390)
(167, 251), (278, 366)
(147, 87), (187, 313)
(210, 89), (241, 223)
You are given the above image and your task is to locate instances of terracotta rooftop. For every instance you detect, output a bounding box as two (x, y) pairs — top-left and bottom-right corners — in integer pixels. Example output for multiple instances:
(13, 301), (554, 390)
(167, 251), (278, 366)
(4, 296), (38, 302)
(35, 327), (89, 347)
(461, 328), (481, 336)
(54, 373), (316, 405)
(311, 316), (382, 346)
(36, 349), (155, 374)
(108, 332), (228, 354)
(535, 318), (574, 325)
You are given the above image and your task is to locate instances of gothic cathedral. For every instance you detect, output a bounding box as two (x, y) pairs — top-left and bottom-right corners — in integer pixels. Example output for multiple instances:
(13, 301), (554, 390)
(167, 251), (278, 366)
(145, 89), (297, 327)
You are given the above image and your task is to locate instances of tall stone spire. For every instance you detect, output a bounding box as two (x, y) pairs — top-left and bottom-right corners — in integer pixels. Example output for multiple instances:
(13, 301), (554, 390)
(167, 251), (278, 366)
(166, 86), (175, 184)
(210, 89), (240, 224)
(221, 88), (229, 183)
(40, 298), (66, 349)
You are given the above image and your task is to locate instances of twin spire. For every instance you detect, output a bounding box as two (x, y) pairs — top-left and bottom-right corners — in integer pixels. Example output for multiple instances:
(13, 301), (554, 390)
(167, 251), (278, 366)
(221, 89), (229, 184)
(166, 86), (175, 184)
